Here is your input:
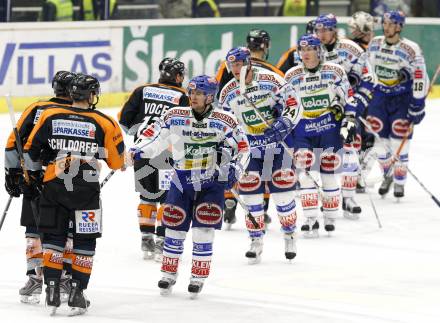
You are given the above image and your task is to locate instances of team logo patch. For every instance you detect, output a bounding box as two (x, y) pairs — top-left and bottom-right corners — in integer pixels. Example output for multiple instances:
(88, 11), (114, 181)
(294, 150), (315, 169)
(74, 209), (101, 234)
(272, 169), (297, 189)
(52, 120), (96, 139)
(366, 116), (383, 133)
(320, 153), (341, 172)
(392, 119), (410, 137)
(238, 172), (261, 192)
(195, 203), (222, 225)
(162, 205), (186, 227)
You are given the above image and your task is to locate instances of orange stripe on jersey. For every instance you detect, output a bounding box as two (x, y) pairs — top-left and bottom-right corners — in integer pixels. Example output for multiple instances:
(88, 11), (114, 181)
(72, 254), (93, 275)
(43, 250), (64, 271)
(216, 61), (228, 82)
(276, 46), (297, 70)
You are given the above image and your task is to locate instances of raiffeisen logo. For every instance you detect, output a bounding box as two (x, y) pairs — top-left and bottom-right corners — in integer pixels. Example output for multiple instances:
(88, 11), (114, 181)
(0, 40), (112, 86)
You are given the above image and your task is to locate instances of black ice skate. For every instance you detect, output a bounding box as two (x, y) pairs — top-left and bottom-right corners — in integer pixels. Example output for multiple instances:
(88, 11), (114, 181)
(45, 278), (61, 316)
(188, 279), (204, 299)
(264, 213), (272, 225)
(158, 277), (176, 296)
(342, 197), (362, 220)
(394, 183), (405, 200)
(154, 236), (164, 263)
(223, 199), (237, 230)
(356, 181), (366, 193)
(59, 273), (71, 303)
(301, 218), (319, 238)
(324, 217), (335, 234)
(245, 237), (263, 264)
(68, 280), (90, 316)
(141, 233), (155, 260)
(19, 275), (42, 304)
(379, 175), (393, 197)
(284, 233), (297, 261)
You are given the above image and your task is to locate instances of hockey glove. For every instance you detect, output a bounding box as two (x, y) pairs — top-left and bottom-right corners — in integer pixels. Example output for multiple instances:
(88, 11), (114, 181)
(4, 168), (23, 197)
(407, 97), (425, 125)
(328, 102), (344, 121)
(22, 170), (43, 200)
(340, 112), (358, 144)
(217, 164), (243, 190)
(264, 117), (293, 145)
(129, 147), (144, 161)
(271, 102), (283, 119)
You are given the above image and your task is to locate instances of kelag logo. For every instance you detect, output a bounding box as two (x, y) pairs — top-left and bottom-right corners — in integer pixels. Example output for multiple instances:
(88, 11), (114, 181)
(0, 39), (112, 88)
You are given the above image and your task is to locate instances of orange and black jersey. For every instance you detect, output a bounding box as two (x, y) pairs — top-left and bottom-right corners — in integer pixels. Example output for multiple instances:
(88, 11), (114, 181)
(118, 81), (189, 139)
(215, 57), (284, 99)
(24, 106), (125, 183)
(5, 97), (71, 170)
(276, 46), (299, 74)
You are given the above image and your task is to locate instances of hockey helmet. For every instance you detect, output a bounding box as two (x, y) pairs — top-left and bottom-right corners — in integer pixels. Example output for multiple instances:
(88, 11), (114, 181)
(225, 47), (251, 72)
(383, 10), (405, 26)
(52, 71), (76, 97)
(187, 75), (218, 97)
(298, 34), (321, 50)
(69, 74), (100, 102)
(315, 13), (338, 30)
(159, 57), (185, 82)
(246, 29), (271, 50)
(348, 11), (375, 36)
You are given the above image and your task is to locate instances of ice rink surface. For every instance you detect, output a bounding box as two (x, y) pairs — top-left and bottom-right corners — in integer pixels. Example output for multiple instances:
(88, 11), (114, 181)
(0, 100), (439, 323)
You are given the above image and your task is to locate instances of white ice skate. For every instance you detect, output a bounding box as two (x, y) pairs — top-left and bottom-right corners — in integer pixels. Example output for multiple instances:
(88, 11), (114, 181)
(188, 279), (204, 299)
(141, 233), (155, 260)
(342, 197), (362, 220)
(284, 232), (297, 262)
(19, 275), (42, 304)
(245, 237), (263, 264)
(301, 217), (319, 239)
(154, 236), (164, 263)
(158, 277), (176, 296)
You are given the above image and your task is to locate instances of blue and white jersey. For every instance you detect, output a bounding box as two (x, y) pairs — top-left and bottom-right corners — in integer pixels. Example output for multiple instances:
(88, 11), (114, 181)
(367, 36), (429, 99)
(285, 62), (353, 137)
(133, 105), (250, 189)
(218, 66), (302, 150)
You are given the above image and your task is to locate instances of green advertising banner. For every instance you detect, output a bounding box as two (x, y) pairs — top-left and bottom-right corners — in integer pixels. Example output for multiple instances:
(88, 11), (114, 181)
(122, 21), (440, 92)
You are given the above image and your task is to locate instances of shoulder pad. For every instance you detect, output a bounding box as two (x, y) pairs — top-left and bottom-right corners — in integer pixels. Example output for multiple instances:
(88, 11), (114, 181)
(219, 79), (239, 103)
(321, 62), (345, 79)
(285, 66), (305, 81)
(400, 38), (420, 60)
(338, 38), (363, 58)
(210, 110), (238, 128)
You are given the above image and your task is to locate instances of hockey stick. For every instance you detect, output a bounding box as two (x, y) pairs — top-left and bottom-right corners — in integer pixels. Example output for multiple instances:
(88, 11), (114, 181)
(428, 64), (440, 93)
(358, 168), (382, 228)
(100, 170), (116, 188)
(383, 123), (413, 179)
(359, 116), (440, 207)
(0, 196), (13, 232)
(6, 95), (41, 227)
(229, 188), (260, 229)
(238, 67), (322, 189)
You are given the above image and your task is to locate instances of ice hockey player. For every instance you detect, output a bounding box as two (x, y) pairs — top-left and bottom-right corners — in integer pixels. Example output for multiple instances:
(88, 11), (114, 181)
(4, 71), (75, 304)
(366, 10), (428, 199)
(347, 11), (377, 193)
(314, 13), (375, 220)
(216, 29), (282, 229)
(219, 47), (302, 263)
(276, 19), (315, 74)
(118, 58), (189, 261)
(23, 74), (125, 315)
(284, 34), (357, 237)
(130, 75), (250, 298)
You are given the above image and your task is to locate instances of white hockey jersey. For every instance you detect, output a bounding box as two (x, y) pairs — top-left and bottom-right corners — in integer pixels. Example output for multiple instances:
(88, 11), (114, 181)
(218, 66), (302, 149)
(133, 105), (250, 188)
(367, 36), (429, 99)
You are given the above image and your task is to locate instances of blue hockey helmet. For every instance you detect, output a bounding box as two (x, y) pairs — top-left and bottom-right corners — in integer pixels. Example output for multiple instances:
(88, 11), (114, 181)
(188, 75), (218, 97)
(315, 13), (338, 30)
(225, 47), (251, 71)
(383, 10), (405, 26)
(298, 34), (321, 49)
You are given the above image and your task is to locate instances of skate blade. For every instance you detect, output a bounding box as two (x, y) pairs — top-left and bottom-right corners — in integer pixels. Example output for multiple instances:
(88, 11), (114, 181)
(225, 222), (232, 231)
(20, 294), (41, 304)
(60, 293), (69, 303)
(68, 307), (87, 316)
(343, 211), (360, 220)
(154, 253), (163, 263)
(247, 256), (261, 265)
(189, 292), (199, 300)
(160, 287), (173, 296)
(143, 251), (154, 260)
(303, 231), (319, 239)
(47, 305), (58, 316)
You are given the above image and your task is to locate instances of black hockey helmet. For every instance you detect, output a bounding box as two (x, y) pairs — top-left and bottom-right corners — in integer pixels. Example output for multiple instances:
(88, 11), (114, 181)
(69, 74), (100, 102)
(159, 57), (185, 83)
(306, 19), (316, 34)
(52, 71), (76, 97)
(246, 29), (271, 50)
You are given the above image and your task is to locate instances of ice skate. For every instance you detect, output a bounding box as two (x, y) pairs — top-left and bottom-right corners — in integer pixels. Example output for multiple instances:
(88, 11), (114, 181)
(158, 277), (176, 296)
(154, 236), (164, 262)
(342, 197), (362, 220)
(301, 217), (319, 239)
(284, 232), (297, 262)
(19, 275), (42, 304)
(59, 274), (71, 303)
(45, 278), (60, 316)
(264, 213), (272, 225)
(223, 200), (237, 230)
(68, 280), (90, 316)
(378, 175), (393, 197)
(245, 237), (263, 264)
(188, 279), (204, 299)
(356, 181), (366, 193)
(141, 233), (155, 260)
(394, 183), (405, 201)
(324, 217), (335, 235)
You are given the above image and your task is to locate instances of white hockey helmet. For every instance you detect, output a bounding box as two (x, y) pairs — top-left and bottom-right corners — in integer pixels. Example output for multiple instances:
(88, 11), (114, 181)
(348, 11), (375, 37)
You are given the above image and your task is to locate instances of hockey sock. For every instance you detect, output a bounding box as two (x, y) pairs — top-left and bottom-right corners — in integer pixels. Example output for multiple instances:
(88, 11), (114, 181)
(71, 254), (93, 290)
(321, 174), (340, 219)
(25, 235), (43, 276)
(272, 191), (297, 233)
(341, 147), (359, 198)
(241, 194), (265, 238)
(63, 237), (73, 275)
(138, 202), (158, 234)
(161, 229), (187, 278)
(191, 227), (214, 281)
(298, 171), (319, 220)
(43, 249), (64, 283)
(390, 137), (410, 186)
